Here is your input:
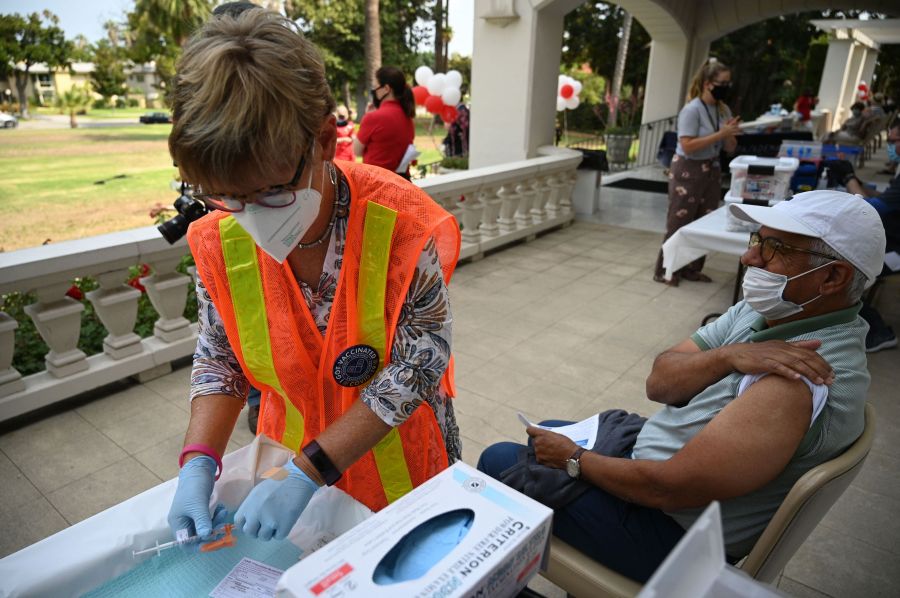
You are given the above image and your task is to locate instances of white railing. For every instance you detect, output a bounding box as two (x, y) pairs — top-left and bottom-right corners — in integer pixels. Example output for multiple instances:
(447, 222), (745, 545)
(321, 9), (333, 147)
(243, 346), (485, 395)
(0, 147), (582, 422)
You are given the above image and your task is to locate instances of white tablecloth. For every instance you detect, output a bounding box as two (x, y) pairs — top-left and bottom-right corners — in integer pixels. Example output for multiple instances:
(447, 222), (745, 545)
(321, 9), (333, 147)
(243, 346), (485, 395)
(661, 206), (748, 279)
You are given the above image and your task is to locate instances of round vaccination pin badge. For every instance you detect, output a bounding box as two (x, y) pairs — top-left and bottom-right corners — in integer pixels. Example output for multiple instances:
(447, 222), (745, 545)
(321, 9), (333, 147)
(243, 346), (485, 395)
(333, 344), (380, 387)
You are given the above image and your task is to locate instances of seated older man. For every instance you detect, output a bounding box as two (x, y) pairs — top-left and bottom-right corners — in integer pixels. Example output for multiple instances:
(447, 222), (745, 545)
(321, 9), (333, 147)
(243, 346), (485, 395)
(478, 190), (885, 583)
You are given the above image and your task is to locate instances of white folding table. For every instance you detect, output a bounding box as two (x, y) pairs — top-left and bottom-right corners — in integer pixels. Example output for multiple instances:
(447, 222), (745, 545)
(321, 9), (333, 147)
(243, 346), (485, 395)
(661, 206), (749, 322)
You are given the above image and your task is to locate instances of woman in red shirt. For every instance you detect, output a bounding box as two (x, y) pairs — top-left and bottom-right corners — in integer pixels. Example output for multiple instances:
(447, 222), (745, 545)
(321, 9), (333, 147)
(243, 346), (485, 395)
(354, 66), (416, 179)
(334, 105), (355, 162)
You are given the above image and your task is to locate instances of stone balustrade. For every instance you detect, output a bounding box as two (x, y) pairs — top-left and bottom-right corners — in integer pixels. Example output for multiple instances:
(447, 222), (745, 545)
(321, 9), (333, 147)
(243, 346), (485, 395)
(0, 147), (582, 422)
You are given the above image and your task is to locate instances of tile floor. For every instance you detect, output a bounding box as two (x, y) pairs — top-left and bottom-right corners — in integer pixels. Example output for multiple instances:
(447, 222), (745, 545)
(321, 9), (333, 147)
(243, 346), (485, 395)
(1, 153), (898, 597)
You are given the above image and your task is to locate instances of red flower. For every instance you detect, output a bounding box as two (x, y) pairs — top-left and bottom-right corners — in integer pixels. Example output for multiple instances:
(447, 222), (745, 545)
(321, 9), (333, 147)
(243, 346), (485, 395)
(127, 263), (151, 293)
(127, 278), (146, 293)
(65, 285), (83, 301)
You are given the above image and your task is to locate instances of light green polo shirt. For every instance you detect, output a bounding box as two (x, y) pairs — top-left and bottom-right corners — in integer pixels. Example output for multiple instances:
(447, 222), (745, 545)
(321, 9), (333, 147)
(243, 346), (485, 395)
(632, 300), (869, 557)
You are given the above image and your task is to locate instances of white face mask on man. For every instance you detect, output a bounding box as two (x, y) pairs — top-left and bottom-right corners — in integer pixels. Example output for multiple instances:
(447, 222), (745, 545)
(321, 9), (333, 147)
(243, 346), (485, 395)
(741, 261), (834, 320)
(232, 152), (326, 263)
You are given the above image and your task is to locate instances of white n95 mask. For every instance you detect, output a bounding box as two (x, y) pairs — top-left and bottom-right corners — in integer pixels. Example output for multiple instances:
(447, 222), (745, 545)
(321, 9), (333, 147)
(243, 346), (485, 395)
(741, 261), (833, 319)
(231, 163), (324, 263)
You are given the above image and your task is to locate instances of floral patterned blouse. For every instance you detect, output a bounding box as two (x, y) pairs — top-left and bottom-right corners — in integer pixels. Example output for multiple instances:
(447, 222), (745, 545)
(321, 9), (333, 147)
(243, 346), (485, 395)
(190, 170), (460, 462)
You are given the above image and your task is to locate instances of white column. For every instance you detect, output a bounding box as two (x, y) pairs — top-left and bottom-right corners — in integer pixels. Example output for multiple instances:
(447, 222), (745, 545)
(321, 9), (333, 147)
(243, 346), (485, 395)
(858, 47), (879, 98)
(85, 270), (143, 360)
(23, 283), (89, 378)
(641, 37), (691, 124)
(838, 42), (865, 120)
(818, 39), (855, 131)
(470, 1), (580, 167)
(141, 258), (192, 343)
(0, 312), (25, 396)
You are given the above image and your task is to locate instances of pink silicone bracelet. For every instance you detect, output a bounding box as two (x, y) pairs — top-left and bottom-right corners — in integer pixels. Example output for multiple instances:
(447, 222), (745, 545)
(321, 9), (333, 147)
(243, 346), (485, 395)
(179, 444), (223, 480)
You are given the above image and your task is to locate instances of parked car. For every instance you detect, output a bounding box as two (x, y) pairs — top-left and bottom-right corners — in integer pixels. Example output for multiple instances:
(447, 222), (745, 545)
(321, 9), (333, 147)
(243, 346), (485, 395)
(139, 112), (172, 124)
(0, 112), (18, 128)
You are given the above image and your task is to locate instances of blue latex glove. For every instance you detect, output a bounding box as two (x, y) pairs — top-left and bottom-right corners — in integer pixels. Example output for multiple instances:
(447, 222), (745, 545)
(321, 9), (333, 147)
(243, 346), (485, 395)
(373, 509), (474, 584)
(234, 459), (319, 541)
(167, 455), (227, 540)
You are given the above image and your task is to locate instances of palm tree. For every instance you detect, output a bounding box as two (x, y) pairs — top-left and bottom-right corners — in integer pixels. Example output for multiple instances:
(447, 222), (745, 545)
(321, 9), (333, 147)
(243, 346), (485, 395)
(609, 11), (633, 127)
(54, 84), (93, 128)
(364, 0), (381, 88)
(132, 0), (212, 46)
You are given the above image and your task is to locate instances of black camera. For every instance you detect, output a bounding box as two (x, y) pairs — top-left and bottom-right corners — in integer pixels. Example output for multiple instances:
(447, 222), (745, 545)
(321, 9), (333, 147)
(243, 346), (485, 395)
(157, 185), (209, 244)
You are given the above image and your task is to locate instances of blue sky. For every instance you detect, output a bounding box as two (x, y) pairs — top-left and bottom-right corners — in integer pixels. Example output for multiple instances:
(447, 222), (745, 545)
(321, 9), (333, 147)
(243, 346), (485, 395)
(1, 0), (475, 56)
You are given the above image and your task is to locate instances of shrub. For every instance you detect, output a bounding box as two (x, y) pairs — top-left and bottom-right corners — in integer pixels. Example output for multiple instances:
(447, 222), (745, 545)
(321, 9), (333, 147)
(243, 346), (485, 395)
(5, 254), (198, 375)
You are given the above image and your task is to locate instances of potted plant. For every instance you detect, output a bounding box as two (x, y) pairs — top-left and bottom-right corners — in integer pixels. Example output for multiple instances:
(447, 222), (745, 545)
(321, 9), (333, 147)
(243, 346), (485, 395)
(603, 125), (636, 164)
(603, 89), (641, 166)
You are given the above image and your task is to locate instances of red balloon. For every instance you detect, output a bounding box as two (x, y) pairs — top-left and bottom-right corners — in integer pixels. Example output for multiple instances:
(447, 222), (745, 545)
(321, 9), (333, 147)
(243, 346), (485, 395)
(440, 105), (458, 123)
(560, 84), (574, 99)
(412, 85), (429, 106)
(424, 94), (444, 114)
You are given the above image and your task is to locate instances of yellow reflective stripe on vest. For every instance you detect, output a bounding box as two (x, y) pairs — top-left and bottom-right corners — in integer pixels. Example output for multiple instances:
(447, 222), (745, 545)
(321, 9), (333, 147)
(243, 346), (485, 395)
(219, 217), (305, 451)
(358, 202), (414, 504)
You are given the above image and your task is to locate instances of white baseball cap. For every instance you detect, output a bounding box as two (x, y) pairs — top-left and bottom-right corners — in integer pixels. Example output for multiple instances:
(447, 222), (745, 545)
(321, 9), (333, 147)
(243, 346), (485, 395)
(729, 190), (886, 287)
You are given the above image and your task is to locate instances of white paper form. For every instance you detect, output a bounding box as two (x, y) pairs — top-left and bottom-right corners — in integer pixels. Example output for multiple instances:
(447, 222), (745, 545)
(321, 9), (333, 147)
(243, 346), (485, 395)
(210, 557), (284, 598)
(517, 412), (599, 448)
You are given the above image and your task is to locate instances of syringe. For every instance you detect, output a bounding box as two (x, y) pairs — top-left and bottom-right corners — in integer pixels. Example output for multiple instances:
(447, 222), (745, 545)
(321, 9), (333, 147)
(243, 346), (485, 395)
(132, 525), (230, 558)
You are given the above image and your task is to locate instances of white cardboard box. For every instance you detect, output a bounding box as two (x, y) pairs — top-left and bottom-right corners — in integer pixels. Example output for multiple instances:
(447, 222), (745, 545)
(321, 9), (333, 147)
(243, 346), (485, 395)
(276, 462), (553, 598)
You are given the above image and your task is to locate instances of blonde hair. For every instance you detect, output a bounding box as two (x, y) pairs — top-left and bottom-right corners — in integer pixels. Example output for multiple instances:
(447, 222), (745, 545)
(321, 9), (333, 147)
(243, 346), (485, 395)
(169, 9), (335, 191)
(687, 58), (731, 104)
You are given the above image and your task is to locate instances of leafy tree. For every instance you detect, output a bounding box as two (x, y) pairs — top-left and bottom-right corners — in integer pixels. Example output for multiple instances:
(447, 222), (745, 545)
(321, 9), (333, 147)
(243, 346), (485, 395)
(132, 0), (212, 47)
(562, 3), (650, 97)
(0, 11), (72, 117)
(288, 1), (432, 119)
(126, 0), (213, 105)
(70, 34), (94, 62)
(53, 83), (93, 128)
(91, 40), (128, 104)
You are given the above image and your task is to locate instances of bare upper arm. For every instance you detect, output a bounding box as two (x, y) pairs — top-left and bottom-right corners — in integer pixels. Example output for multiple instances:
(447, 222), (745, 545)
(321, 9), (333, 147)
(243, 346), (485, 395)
(659, 374), (813, 509)
(665, 337), (702, 355)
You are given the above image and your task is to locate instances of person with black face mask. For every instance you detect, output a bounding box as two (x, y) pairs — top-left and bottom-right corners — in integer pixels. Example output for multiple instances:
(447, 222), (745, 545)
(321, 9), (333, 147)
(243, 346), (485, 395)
(354, 66), (417, 179)
(654, 58), (742, 286)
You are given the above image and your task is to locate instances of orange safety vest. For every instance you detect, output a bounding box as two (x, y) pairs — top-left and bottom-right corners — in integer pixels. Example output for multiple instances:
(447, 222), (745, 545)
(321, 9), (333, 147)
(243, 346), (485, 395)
(187, 160), (460, 511)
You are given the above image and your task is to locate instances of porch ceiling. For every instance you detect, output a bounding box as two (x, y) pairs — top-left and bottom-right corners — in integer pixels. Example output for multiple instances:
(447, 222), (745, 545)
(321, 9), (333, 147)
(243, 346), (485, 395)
(810, 18), (900, 44)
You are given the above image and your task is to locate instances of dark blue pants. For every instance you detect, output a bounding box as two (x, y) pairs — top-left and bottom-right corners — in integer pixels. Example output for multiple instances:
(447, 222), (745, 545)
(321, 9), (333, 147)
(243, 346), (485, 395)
(476, 427), (686, 583)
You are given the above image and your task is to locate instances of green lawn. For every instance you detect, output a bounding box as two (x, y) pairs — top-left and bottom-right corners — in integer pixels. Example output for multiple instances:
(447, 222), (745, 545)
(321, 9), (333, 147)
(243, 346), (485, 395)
(0, 125), (177, 251)
(0, 120), (451, 251)
(32, 106), (156, 120)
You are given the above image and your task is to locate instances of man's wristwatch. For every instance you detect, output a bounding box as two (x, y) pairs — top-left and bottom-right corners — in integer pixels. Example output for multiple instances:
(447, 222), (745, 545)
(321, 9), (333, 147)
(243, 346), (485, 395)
(301, 440), (342, 486)
(565, 447), (587, 479)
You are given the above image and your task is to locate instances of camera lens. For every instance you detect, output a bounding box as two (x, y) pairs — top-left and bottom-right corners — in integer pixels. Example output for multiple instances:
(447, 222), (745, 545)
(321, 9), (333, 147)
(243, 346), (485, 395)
(157, 214), (190, 244)
(156, 193), (208, 244)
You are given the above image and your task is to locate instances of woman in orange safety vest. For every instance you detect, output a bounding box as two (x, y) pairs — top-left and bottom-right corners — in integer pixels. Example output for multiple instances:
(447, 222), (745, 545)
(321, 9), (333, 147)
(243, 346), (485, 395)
(165, 7), (460, 544)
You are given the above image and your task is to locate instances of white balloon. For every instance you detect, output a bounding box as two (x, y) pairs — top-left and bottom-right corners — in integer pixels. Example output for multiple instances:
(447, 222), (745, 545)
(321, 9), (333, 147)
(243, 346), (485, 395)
(572, 80), (583, 94)
(565, 96), (580, 110)
(441, 86), (461, 106)
(558, 74), (567, 86)
(426, 73), (446, 95)
(445, 70), (463, 89)
(414, 66), (433, 87)
(557, 96), (566, 111)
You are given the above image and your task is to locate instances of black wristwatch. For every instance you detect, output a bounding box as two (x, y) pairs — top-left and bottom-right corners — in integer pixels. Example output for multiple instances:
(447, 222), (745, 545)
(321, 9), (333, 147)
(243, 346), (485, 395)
(302, 439), (342, 486)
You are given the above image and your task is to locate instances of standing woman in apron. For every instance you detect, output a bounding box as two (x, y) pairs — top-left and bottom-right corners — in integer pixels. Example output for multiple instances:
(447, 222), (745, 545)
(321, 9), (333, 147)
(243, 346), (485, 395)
(653, 59), (741, 285)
